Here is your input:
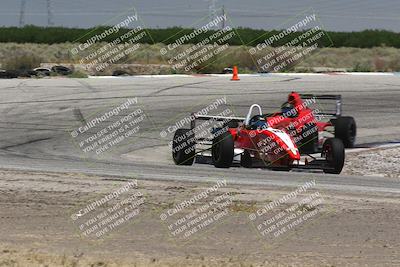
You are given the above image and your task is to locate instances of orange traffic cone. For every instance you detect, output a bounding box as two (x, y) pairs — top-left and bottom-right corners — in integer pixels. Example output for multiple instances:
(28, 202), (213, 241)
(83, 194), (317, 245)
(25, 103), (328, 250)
(231, 66), (240, 81)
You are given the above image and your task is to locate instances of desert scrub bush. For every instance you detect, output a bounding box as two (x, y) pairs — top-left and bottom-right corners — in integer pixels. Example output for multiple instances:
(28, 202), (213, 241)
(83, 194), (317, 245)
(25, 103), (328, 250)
(387, 53), (400, 71)
(68, 70), (88, 78)
(373, 56), (387, 71)
(1, 43), (400, 73)
(352, 62), (372, 72)
(3, 53), (42, 70)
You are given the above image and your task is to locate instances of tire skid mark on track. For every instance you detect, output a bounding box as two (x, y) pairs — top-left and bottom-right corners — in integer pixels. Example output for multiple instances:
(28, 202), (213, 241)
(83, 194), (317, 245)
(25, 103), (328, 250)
(1, 137), (52, 150)
(149, 80), (209, 96)
(275, 77), (302, 82)
(1, 88), (400, 106)
(0, 76), (399, 192)
(72, 108), (86, 124)
(76, 80), (98, 92)
(16, 81), (28, 93)
(0, 126), (68, 132)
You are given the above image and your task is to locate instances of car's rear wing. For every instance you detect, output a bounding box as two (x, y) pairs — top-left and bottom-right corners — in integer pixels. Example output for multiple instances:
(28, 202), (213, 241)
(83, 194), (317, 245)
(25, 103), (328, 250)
(190, 114), (245, 129)
(190, 114), (245, 144)
(300, 94), (342, 117)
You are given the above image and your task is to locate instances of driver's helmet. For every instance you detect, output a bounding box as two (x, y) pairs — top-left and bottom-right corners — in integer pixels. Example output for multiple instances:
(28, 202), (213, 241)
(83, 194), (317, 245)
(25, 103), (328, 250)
(281, 103), (297, 118)
(252, 116), (268, 129)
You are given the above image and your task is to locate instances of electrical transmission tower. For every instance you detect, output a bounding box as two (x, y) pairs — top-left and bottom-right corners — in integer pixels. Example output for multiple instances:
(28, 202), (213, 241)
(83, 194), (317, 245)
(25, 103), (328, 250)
(46, 0), (54, 26)
(221, 5), (225, 29)
(19, 0), (26, 27)
(19, 0), (55, 27)
(208, 0), (218, 22)
(208, 0), (225, 29)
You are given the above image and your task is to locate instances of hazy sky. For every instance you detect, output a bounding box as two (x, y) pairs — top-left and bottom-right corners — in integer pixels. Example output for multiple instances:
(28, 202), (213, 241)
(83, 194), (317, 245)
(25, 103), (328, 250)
(1, 0), (400, 32)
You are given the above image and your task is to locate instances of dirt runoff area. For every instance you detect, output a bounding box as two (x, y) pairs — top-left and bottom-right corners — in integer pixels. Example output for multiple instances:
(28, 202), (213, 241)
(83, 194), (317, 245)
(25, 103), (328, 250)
(1, 168), (400, 267)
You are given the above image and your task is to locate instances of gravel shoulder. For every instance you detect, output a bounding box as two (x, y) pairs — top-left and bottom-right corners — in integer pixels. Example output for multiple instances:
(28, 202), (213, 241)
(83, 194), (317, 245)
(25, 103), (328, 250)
(1, 168), (399, 267)
(343, 146), (400, 178)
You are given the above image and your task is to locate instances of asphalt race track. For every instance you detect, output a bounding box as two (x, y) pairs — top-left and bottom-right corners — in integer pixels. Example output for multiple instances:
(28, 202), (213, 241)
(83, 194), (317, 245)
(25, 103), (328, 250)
(0, 74), (400, 194)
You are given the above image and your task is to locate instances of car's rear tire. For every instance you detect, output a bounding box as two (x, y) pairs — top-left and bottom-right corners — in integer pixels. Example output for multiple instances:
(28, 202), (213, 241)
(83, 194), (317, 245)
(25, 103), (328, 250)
(172, 129), (195, 165)
(322, 138), (345, 174)
(333, 116), (356, 148)
(212, 131), (234, 168)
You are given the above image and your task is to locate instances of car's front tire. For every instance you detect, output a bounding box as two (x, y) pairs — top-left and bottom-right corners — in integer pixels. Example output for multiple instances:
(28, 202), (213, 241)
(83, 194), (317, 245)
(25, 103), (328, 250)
(212, 131), (234, 168)
(322, 138), (345, 174)
(172, 129), (195, 165)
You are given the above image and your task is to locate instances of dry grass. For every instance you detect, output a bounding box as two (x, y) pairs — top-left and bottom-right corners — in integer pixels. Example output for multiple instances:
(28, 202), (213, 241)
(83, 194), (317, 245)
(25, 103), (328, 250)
(2, 53), (42, 71)
(0, 43), (399, 74)
(299, 46), (400, 72)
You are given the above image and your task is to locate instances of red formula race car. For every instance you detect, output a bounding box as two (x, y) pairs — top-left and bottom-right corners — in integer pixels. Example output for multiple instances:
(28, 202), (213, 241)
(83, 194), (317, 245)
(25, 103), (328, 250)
(171, 92), (356, 174)
(267, 92), (356, 152)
